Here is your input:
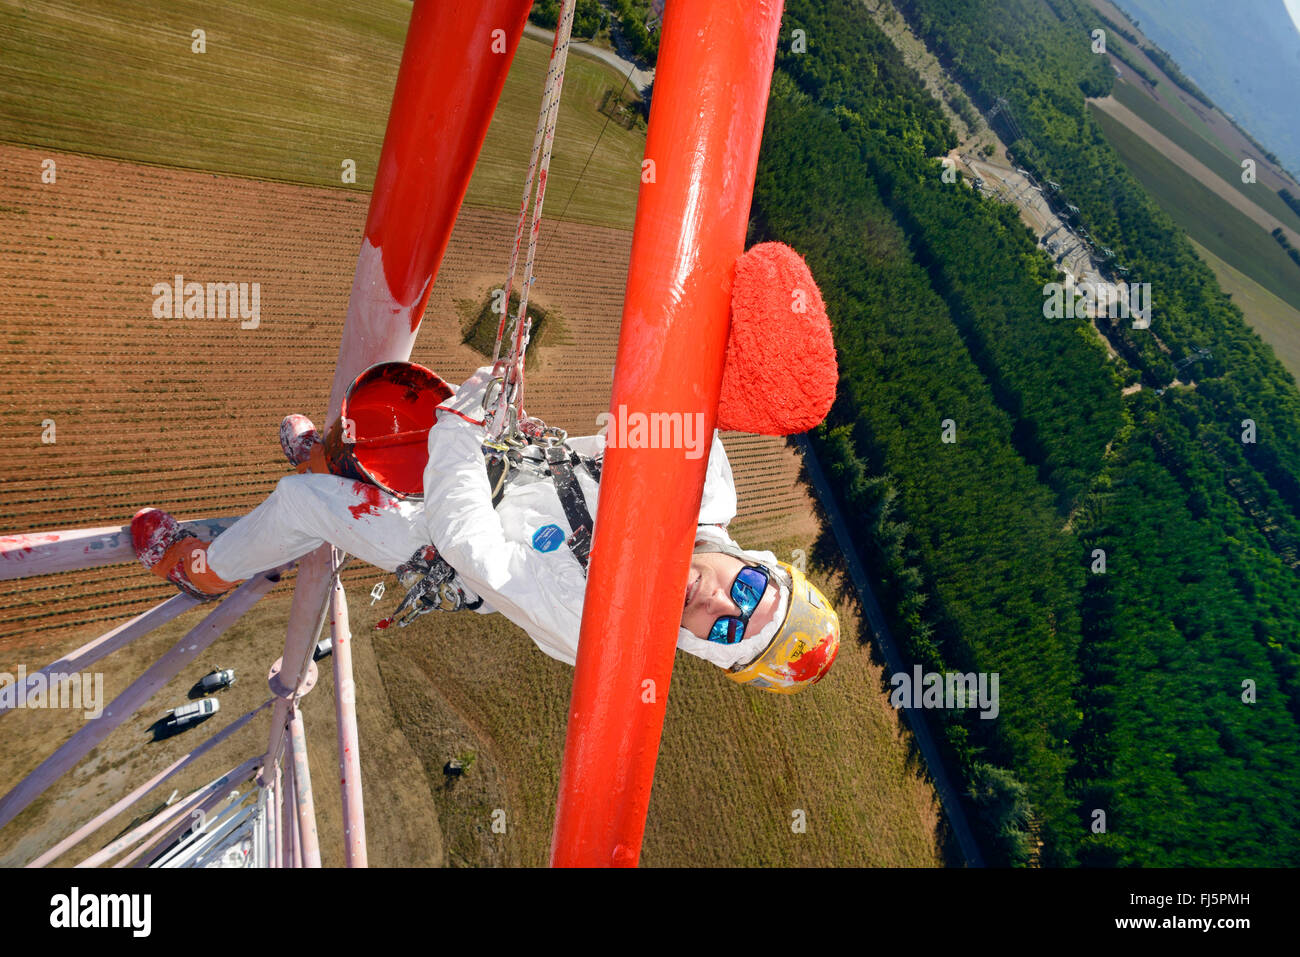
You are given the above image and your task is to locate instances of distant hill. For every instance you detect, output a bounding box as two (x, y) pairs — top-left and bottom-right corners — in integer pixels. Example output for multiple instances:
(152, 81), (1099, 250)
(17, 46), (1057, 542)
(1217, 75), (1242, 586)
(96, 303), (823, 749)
(1111, 0), (1300, 177)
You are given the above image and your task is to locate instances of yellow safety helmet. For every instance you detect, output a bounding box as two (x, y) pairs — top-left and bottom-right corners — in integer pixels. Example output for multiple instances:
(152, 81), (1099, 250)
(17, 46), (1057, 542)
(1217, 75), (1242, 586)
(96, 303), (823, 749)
(726, 562), (840, 693)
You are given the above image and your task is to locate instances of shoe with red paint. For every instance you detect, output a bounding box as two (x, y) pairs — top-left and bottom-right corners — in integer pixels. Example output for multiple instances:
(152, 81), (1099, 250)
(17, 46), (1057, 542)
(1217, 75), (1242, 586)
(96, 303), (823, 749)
(130, 507), (222, 601)
(280, 414), (320, 467)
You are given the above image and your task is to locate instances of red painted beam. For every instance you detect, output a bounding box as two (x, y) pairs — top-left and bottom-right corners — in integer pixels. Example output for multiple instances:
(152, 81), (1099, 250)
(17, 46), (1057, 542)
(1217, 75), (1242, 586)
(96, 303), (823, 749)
(326, 0), (535, 418)
(549, 0), (785, 867)
(268, 0), (534, 799)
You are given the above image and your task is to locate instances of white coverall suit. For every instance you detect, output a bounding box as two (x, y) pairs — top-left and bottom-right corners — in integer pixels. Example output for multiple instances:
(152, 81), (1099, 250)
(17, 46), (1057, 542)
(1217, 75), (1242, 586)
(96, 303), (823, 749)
(206, 367), (770, 669)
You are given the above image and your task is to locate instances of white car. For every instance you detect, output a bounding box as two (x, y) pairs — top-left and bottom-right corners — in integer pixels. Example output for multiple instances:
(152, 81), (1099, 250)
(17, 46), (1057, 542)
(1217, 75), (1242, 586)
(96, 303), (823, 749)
(166, 697), (219, 731)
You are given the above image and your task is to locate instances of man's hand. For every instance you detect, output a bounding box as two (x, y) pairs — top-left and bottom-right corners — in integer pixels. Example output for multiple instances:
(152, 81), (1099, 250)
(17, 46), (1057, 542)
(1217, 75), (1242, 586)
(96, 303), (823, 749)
(436, 365), (498, 420)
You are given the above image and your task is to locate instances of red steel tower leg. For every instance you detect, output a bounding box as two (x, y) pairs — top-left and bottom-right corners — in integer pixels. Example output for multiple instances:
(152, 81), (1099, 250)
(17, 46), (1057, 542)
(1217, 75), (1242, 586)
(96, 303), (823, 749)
(264, 0), (534, 783)
(549, 0), (785, 867)
(328, 0), (536, 411)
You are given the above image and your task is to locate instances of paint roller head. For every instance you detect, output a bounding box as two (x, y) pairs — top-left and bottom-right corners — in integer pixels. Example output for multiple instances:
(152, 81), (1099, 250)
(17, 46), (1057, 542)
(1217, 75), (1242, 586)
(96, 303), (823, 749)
(718, 242), (837, 435)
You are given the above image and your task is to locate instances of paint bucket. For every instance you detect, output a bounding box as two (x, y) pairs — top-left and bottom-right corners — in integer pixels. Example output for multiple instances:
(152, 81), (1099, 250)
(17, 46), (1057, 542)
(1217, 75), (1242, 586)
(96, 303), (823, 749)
(323, 361), (454, 499)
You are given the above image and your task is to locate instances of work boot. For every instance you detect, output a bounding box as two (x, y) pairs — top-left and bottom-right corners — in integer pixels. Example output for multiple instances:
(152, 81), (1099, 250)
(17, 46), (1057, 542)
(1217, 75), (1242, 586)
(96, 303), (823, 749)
(279, 413), (320, 467)
(130, 508), (238, 601)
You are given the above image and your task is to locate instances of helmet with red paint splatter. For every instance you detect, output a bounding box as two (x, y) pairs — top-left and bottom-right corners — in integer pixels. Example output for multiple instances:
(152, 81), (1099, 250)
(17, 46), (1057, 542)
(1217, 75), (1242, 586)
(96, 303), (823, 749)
(323, 361), (453, 499)
(726, 561), (839, 693)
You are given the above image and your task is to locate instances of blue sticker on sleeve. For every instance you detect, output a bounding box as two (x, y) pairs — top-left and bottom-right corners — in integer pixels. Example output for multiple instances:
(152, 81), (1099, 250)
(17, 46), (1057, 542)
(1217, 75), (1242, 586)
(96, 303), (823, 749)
(532, 524), (565, 553)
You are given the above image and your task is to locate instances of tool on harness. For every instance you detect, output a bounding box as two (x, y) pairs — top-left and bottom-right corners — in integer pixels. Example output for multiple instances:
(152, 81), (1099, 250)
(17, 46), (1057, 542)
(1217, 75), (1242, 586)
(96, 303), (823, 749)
(376, 545), (483, 630)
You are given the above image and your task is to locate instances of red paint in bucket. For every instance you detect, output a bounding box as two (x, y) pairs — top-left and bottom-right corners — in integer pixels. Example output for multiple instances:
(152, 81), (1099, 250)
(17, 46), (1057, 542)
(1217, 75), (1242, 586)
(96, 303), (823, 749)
(326, 361), (453, 498)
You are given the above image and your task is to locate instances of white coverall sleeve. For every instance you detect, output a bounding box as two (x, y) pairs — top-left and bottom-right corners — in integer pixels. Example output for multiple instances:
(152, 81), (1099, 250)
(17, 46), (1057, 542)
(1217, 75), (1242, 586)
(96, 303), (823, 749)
(421, 367), (584, 663)
(696, 430), (737, 527)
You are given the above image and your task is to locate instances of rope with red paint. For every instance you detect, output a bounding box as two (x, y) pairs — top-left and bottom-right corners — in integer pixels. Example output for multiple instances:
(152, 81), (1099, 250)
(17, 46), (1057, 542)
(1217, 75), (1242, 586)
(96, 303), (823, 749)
(487, 0), (576, 444)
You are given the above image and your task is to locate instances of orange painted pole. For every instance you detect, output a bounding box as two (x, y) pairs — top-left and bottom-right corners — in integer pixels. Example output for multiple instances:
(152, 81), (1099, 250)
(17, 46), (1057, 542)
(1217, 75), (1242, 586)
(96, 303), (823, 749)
(549, 0), (785, 867)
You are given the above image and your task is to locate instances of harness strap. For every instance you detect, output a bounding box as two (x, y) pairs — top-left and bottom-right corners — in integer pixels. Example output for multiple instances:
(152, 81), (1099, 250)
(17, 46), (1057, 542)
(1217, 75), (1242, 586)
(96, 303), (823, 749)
(545, 444), (596, 573)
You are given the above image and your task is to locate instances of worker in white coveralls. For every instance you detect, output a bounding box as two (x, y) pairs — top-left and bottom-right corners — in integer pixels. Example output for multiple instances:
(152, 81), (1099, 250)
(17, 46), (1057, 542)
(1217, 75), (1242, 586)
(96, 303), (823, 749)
(131, 364), (841, 693)
(134, 241), (844, 692)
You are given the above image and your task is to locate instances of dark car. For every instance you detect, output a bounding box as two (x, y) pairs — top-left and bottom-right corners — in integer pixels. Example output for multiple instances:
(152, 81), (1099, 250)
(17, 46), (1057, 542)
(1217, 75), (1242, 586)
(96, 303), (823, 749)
(199, 668), (235, 694)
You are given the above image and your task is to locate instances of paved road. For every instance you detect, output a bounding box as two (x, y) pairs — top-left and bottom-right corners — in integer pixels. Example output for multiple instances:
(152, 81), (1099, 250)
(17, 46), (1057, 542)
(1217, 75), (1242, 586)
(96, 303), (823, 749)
(522, 22), (654, 94)
(794, 434), (985, 867)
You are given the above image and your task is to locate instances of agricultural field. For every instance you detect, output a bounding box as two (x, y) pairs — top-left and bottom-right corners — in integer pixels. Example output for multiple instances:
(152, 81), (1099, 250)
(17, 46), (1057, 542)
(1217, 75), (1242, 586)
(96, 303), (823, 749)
(1086, 0), (1300, 198)
(1108, 78), (1300, 234)
(0, 585), (445, 868)
(0, 0), (646, 229)
(1089, 105), (1300, 311)
(1188, 237), (1300, 383)
(0, 144), (813, 644)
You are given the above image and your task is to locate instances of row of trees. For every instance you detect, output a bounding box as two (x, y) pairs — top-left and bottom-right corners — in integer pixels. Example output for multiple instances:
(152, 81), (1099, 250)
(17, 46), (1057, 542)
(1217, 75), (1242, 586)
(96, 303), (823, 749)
(758, 0), (1300, 864)
(757, 65), (1083, 862)
(1272, 227), (1300, 270)
(528, 0), (605, 40)
(528, 1), (658, 64)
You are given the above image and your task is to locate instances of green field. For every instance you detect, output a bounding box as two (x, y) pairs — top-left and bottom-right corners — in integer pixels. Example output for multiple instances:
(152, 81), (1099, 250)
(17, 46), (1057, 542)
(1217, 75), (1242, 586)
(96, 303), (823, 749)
(1188, 237), (1300, 384)
(0, 0), (646, 228)
(1110, 78), (1300, 233)
(1090, 103), (1300, 310)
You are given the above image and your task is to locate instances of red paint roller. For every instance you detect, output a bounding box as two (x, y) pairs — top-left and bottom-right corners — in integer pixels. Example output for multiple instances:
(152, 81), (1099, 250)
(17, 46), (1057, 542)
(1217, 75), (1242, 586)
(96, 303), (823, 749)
(718, 242), (837, 435)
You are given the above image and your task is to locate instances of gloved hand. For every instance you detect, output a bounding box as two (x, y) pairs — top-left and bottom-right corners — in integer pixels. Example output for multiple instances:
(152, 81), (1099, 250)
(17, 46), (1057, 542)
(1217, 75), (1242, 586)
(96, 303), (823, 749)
(435, 365), (499, 420)
(376, 544), (483, 629)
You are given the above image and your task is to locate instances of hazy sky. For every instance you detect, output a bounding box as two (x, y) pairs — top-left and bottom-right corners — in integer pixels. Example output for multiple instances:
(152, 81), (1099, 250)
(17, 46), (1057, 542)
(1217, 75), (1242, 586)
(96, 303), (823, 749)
(1285, 0), (1300, 33)
(1114, 0), (1300, 176)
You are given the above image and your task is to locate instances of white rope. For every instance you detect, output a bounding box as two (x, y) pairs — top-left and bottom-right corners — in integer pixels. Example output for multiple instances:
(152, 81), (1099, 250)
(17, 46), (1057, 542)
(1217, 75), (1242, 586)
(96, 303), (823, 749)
(487, 0), (576, 442)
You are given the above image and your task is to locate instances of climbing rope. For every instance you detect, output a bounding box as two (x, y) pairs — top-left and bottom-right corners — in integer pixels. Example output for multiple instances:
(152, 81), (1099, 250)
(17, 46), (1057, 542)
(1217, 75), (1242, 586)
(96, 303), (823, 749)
(381, 5), (606, 628)
(485, 0), (576, 447)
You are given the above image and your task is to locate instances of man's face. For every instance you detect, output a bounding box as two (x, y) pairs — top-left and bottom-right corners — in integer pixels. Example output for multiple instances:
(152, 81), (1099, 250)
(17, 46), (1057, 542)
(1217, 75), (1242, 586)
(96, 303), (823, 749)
(681, 551), (781, 642)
